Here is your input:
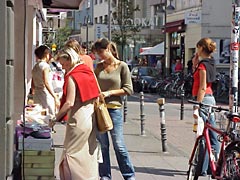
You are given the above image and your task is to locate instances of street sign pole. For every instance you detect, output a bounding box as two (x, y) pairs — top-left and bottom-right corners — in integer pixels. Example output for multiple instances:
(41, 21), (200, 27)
(230, 0), (240, 113)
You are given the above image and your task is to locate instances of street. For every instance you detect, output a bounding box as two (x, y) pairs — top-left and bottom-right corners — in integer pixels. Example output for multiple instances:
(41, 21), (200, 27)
(52, 93), (221, 179)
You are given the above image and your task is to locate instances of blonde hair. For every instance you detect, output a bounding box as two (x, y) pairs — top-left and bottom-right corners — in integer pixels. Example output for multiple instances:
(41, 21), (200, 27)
(58, 48), (81, 67)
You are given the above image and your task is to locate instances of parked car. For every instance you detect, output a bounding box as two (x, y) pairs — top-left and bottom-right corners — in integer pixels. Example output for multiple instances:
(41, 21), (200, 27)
(131, 66), (160, 93)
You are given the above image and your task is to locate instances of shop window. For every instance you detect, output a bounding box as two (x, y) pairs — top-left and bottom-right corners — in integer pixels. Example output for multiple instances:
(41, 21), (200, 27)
(171, 32), (181, 46)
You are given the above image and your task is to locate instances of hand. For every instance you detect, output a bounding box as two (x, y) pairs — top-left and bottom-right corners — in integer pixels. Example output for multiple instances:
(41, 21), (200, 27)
(49, 118), (56, 128)
(54, 96), (60, 109)
(193, 106), (199, 119)
(102, 91), (112, 98)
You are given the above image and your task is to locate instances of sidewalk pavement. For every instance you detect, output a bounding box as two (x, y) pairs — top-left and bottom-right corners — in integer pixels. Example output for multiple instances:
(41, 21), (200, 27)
(52, 98), (216, 180)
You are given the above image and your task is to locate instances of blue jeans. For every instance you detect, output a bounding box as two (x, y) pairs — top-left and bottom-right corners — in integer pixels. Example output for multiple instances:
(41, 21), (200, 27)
(199, 95), (219, 175)
(97, 108), (135, 180)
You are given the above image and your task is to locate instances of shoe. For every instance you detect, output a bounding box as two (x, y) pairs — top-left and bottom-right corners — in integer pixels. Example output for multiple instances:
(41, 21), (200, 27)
(100, 177), (111, 180)
(127, 177), (136, 180)
(60, 120), (66, 124)
(201, 171), (207, 176)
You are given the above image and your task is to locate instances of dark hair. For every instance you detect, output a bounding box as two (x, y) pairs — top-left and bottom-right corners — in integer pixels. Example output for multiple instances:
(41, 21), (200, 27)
(93, 38), (119, 59)
(34, 45), (51, 59)
(196, 38), (216, 55)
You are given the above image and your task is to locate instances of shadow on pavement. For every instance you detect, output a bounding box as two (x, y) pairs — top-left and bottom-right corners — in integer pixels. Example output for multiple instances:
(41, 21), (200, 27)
(111, 165), (187, 176)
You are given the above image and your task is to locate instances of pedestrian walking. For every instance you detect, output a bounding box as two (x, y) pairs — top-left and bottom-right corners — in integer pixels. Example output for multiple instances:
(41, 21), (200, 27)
(192, 37), (218, 176)
(93, 38), (135, 180)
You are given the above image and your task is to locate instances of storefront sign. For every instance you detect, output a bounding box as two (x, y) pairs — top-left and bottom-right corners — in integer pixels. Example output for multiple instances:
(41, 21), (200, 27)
(184, 11), (201, 24)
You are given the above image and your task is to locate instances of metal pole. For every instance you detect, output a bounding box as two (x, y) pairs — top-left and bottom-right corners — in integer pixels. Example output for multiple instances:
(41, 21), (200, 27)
(157, 98), (167, 152)
(123, 95), (127, 123)
(86, 16), (89, 54)
(0, 1), (7, 178)
(180, 89), (184, 120)
(140, 92), (145, 136)
(108, 0), (111, 41)
(180, 36), (185, 120)
(163, 1), (167, 76)
(230, 1), (240, 113)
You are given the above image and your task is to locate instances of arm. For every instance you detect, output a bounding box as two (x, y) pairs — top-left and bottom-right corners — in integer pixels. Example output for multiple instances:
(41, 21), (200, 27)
(43, 68), (56, 98)
(197, 69), (207, 102)
(55, 76), (76, 122)
(43, 67), (60, 107)
(31, 78), (35, 95)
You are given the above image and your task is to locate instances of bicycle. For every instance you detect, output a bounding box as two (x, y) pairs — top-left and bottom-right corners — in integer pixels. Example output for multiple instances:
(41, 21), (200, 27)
(187, 99), (240, 180)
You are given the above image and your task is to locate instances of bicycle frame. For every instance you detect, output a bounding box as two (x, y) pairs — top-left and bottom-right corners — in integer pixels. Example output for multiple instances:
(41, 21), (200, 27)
(189, 121), (228, 178)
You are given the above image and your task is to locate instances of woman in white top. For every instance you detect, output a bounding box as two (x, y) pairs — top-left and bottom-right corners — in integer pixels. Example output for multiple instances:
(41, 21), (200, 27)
(31, 45), (60, 116)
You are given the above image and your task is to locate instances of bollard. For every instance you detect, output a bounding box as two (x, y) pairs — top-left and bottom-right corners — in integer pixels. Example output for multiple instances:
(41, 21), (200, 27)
(180, 89), (185, 120)
(123, 95), (128, 123)
(157, 98), (167, 152)
(140, 92), (146, 136)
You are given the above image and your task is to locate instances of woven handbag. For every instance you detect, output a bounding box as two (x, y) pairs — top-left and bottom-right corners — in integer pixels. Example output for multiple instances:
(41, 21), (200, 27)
(94, 96), (113, 133)
(93, 73), (113, 133)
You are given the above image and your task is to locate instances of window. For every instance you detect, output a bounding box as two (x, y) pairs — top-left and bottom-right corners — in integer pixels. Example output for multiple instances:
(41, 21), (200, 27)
(171, 32), (181, 46)
(95, 0), (97, 4)
(87, 0), (91, 8)
(104, 15), (108, 24)
(99, 16), (103, 24)
(95, 17), (98, 24)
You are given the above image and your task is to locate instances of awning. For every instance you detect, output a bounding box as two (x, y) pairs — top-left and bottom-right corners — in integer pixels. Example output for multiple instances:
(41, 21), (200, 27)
(139, 42), (164, 55)
(42, 0), (84, 9)
(139, 47), (152, 53)
(165, 19), (185, 33)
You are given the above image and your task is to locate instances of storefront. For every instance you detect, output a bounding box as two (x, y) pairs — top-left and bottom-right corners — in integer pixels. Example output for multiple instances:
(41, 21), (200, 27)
(165, 19), (185, 73)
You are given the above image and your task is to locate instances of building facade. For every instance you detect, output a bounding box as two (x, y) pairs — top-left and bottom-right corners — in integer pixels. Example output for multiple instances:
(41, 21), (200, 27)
(65, 0), (232, 72)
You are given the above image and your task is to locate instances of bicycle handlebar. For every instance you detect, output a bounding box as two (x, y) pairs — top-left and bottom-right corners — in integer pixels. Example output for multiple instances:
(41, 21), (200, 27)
(188, 99), (229, 112)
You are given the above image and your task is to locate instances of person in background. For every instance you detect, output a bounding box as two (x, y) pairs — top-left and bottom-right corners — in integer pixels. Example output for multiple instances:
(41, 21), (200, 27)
(50, 58), (64, 99)
(52, 48), (99, 180)
(187, 57), (193, 74)
(93, 38), (135, 180)
(31, 45), (60, 116)
(81, 44), (88, 54)
(155, 58), (162, 76)
(175, 57), (183, 72)
(64, 39), (94, 71)
(171, 59), (176, 74)
(192, 37), (218, 176)
(126, 57), (133, 71)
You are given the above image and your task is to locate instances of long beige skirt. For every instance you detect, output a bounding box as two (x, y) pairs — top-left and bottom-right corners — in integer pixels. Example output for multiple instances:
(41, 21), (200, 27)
(59, 101), (98, 180)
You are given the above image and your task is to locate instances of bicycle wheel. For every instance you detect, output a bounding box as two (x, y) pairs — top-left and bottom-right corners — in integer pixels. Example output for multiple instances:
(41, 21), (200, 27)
(222, 142), (240, 180)
(187, 138), (205, 180)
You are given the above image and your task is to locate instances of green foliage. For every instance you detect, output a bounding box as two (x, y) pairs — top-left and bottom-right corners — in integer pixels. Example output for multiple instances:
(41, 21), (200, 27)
(111, 0), (141, 56)
(55, 26), (72, 50)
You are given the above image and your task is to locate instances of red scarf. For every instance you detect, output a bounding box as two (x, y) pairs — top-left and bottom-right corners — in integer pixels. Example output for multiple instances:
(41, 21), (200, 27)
(60, 64), (99, 121)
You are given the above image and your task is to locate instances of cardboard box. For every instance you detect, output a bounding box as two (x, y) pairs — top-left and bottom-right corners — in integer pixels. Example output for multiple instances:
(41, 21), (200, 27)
(23, 150), (55, 178)
(24, 176), (55, 180)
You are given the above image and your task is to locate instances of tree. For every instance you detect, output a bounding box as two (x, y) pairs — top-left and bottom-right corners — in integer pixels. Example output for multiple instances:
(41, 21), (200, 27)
(111, 0), (141, 60)
(55, 25), (72, 50)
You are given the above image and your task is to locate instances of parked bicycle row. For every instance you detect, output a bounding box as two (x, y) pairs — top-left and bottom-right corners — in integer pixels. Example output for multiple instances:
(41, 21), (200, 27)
(130, 66), (240, 103)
